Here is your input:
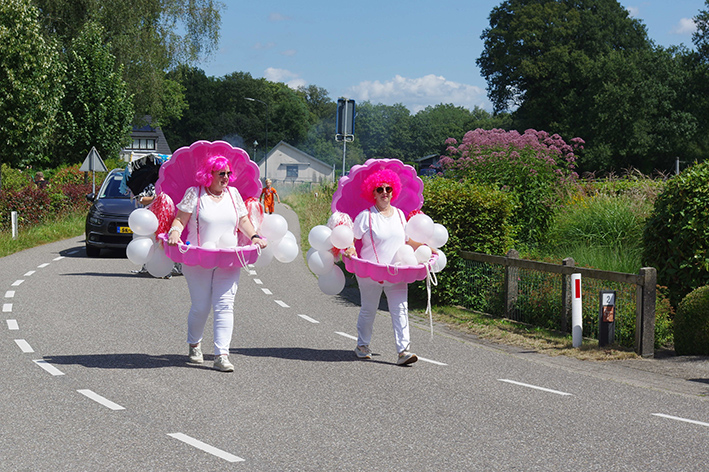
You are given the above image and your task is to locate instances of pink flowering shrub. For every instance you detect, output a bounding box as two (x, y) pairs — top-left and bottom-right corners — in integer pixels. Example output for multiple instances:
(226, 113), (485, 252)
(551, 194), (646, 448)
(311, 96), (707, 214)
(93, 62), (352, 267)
(440, 128), (583, 244)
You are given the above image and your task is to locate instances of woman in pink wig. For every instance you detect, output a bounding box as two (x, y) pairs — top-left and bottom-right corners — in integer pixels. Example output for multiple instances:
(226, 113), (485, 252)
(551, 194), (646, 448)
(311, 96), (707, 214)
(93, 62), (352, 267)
(167, 155), (267, 372)
(343, 168), (424, 365)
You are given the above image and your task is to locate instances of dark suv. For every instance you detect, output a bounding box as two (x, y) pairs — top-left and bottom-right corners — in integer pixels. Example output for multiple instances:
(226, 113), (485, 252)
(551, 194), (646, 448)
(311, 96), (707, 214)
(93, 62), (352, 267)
(85, 168), (138, 257)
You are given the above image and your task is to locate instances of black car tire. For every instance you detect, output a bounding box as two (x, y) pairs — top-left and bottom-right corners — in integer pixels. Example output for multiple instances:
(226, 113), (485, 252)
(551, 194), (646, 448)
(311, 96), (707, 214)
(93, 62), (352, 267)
(85, 244), (101, 257)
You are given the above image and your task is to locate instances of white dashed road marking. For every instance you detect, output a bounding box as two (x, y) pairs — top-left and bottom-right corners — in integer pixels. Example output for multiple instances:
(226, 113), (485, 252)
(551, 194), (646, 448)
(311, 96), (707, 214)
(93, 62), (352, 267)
(11, 280), (24, 287)
(7, 320), (19, 330)
(498, 379), (572, 396)
(33, 360), (65, 376)
(77, 390), (125, 410)
(167, 433), (245, 463)
(653, 413), (709, 428)
(253, 278), (263, 285)
(298, 314), (319, 324)
(53, 256), (64, 261)
(418, 356), (448, 366)
(5, 290), (15, 298)
(38, 263), (50, 268)
(3, 303), (11, 312)
(335, 331), (357, 341)
(274, 300), (289, 308)
(261, 288), (272, 295)
(24, 270), (35, 276)
(15, 339), (34, 353)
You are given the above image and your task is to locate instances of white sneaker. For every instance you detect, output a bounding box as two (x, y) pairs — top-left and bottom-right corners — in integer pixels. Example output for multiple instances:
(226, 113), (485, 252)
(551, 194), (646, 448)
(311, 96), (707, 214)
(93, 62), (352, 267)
(396, 351), (418, 366)
(213, 355), (234, 372)
(188, 344), (203, 364)
(355, 345), (372, 359)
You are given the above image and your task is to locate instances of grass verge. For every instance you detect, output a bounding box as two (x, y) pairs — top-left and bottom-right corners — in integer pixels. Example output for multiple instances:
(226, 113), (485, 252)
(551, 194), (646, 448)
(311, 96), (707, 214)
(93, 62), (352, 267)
(0, 211), (85, 258)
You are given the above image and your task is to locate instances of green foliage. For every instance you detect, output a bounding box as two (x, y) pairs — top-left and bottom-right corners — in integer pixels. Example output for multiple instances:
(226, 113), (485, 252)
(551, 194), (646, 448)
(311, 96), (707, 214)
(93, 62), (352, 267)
(415, 177), (516, 306)
(674, 285), (709, 355)
(56, 21), (134, 166)
(0, 0), (65, 168)
(1, 165), (34, 192)
(643, 161), (709, 307)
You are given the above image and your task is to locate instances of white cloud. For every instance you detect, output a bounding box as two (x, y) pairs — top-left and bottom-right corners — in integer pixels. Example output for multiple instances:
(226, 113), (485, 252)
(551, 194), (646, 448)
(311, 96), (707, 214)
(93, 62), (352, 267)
(280, 49), (297, 57)
(263, 67), (306, 90)
(269, 12), (291, 22)
(346, 74), (490, 113)
(671, 18), (696, 35)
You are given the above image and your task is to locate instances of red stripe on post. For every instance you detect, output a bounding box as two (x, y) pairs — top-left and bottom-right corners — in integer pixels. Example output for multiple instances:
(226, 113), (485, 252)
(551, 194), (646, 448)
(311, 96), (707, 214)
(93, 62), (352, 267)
(575, 278), (581, 299)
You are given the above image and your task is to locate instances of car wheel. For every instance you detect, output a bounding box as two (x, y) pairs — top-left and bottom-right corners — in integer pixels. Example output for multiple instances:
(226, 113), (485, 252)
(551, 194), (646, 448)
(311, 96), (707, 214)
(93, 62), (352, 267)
(85, 244), (101, 257)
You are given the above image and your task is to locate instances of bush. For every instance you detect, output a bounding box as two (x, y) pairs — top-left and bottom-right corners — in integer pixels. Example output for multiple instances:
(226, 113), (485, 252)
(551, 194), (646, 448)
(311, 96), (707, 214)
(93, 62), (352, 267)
(440, 128), (582, 245)
(413, 177), (516, 306)
(674, 285), (709, 355)
(1, 164), (34, 192)
(643, 161), (709, 307)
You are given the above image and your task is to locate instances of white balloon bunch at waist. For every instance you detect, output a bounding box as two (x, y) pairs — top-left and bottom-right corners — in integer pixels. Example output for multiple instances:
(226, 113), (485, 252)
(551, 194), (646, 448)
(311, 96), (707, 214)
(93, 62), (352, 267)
(306, 212), (353, 295)
(125, 208), (174, 278)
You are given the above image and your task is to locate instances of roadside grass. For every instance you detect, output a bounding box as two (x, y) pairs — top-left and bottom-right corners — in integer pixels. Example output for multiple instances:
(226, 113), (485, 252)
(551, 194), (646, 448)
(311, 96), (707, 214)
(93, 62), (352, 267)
(0, 211), (85, 258)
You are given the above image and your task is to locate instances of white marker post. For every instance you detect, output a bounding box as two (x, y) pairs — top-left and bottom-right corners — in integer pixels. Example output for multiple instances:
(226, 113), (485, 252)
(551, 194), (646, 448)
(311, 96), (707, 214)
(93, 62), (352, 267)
(571, 273), (582, 347)
(11, 211), (18, 239)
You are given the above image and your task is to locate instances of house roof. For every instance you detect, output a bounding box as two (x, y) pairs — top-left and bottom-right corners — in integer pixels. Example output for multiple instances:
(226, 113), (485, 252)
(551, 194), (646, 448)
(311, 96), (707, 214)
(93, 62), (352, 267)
(259, 141), (333, 170)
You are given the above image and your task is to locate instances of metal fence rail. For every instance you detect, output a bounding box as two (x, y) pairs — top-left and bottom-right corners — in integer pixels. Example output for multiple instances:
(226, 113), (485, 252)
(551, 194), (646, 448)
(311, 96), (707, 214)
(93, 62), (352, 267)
(459, 250), (657, 357)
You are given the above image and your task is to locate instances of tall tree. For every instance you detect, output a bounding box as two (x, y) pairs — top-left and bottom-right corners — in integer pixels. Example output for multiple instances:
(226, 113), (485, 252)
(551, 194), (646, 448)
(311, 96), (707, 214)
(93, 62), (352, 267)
(356, 102), (413, 161)
(0, 0), (65, 169)
(56, 21), (134, 166)
(33, 0), (223, 124)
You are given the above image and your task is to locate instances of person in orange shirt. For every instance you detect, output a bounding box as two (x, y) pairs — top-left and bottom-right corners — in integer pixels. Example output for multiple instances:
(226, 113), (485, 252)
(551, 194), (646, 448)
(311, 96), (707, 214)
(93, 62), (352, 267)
(259, 178), (280, 214)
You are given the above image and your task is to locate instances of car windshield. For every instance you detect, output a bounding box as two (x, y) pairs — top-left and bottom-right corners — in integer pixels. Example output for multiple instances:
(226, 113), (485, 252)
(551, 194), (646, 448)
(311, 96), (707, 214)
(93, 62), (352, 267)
(99, 173), (129, 199)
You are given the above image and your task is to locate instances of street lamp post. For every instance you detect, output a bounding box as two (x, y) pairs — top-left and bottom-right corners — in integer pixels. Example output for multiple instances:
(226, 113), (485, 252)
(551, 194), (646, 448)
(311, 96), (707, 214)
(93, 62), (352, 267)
(245, 97), (268, 180)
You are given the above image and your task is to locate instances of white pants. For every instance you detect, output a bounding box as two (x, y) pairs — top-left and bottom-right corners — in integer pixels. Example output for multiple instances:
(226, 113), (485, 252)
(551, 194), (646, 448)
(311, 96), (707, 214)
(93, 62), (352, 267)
(182, 265), (241, 356)
(356, 276), (410, 354)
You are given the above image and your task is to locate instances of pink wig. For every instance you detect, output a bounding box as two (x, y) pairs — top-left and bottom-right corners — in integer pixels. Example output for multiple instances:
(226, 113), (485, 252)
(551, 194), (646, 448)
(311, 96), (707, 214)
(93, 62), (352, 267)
(195, 155), (236, 187)
(361, 169), (402, 203)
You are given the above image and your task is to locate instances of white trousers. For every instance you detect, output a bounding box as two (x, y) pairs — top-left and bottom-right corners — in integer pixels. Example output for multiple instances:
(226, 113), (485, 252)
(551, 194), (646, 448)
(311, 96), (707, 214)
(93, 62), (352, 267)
(356, 276), (410, 354)
(182, 264), (241, 356)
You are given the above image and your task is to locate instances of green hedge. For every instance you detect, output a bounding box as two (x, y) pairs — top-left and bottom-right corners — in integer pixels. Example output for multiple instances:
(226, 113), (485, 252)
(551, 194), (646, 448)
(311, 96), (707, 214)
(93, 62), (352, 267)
(412, 177), (516, 306)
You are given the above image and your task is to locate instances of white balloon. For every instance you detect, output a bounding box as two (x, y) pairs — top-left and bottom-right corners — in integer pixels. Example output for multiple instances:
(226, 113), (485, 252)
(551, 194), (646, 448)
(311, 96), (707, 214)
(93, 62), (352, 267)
(126, 237), (155, 265)
(307, 249), (335, 275)
(217, 232), (238, 248)
(406, 213), (434, 244)
(415, 245), (433, 263)
(146, 247), (174, 277)
(427, 223), (449, 249)
(305, 247), (317, 262)
(128, 208), (159, 236)
(273, 237), (299, 263)
(308, 225), (332, 252)
(132, 232), (156, 241)
(282, 230), (297, 244)
(253, 244), (274, 267)
(394, 244), (415, 265)
(261, 214), (288, 242)
(330, 225), (354, 250)
(318, 265), (346, 295)
(432, 250), (447, 272)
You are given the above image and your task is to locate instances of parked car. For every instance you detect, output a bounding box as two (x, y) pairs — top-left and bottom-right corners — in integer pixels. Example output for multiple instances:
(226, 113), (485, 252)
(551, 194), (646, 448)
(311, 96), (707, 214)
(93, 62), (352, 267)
(85, 168), (137, 257)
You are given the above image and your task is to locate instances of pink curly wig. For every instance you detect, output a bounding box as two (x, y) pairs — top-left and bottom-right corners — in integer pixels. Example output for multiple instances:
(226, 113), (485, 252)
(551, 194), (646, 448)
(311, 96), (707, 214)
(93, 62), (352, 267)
(195, 155), (236, 187)
(361, 169), (402, 203)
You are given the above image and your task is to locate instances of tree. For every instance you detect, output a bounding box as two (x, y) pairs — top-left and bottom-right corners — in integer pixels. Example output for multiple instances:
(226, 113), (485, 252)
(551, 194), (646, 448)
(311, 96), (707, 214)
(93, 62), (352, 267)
(56, 21), (134, 166)
(32, 0), (223, 124)
(355, 102), (413, 161)
(0, 0), (65, 169)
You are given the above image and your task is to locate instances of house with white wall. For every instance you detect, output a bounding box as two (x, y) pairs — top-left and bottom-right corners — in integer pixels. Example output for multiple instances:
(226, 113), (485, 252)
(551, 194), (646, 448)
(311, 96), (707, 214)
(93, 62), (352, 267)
(257, 141), (334, 185)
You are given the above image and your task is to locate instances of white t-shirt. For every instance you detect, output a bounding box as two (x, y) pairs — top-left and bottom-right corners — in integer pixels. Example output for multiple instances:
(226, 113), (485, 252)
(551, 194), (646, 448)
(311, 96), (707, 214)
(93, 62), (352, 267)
(353, 206), (407, 264)
(177, 186), (248, 246)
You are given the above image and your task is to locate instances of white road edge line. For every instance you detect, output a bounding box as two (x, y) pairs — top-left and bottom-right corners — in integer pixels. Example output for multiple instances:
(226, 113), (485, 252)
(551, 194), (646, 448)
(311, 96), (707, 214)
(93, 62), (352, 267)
(167, 433), (244, 463)
(335, 331), (357, 341)
(33, 360), (65, 376)
(7, 319), (19, 330)
(498, 379), (573, 396)
(15, 339), (34, 353)
(653, 413), (709, 428)
(418, 356), (448, 366)
(274, 300), (289, 308)
(77, 389), (125, 410)
(298, 314), (319, 324)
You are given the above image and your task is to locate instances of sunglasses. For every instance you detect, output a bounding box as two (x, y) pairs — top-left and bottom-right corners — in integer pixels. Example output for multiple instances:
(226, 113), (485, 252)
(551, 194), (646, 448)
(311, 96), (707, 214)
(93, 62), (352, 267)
(376, 186), (393, 194)
(217, 171), (233, 177)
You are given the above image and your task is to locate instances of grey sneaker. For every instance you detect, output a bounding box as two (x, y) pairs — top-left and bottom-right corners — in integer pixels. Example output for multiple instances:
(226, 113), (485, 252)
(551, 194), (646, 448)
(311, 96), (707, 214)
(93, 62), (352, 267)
(188, 344), (203, 364)
(213, 355), (234, 372)
(396, 350), (418, 366)
(355, 345), (372, 359)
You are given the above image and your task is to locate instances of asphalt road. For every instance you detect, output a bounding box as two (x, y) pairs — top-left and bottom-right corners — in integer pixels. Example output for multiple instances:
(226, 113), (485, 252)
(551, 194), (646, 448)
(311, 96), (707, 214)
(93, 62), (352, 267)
(2, 205), (709, 471)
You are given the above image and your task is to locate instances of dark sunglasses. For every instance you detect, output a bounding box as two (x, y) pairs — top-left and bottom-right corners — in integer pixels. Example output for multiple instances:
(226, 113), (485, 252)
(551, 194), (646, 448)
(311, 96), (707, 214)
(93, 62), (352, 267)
(376, 186), (393, 194)
(217, 171), (233, 177)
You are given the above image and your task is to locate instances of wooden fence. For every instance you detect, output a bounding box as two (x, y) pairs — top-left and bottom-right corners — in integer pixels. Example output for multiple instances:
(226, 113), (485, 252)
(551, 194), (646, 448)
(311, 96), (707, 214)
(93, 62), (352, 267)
(459, 249), (657, 357)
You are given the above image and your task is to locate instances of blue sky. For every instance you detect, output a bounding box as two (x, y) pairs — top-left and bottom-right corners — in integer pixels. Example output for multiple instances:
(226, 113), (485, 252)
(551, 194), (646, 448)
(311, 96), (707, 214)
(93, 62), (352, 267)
(197, 0), (705, 113)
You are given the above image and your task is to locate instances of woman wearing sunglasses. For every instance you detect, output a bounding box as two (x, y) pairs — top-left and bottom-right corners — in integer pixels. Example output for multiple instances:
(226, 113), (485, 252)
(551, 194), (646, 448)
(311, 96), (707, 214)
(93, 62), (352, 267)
(343, 169), (425, 365)
(167, 155), (267, 372)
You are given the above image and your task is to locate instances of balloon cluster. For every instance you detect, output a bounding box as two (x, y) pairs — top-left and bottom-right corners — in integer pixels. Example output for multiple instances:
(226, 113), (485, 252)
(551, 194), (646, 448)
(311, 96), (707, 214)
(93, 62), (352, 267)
(252, 214), (299, 267)
(125, 208), (175, 277)
(401, 213), (448, 273)
(305, 212), (354, 295)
